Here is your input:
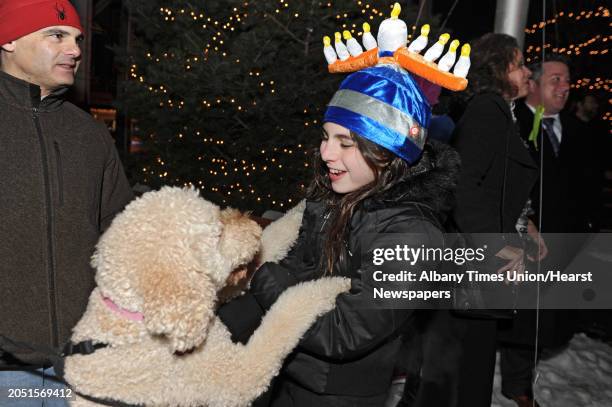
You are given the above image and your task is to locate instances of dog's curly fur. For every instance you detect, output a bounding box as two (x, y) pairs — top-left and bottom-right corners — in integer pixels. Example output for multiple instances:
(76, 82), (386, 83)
(64, 187), (349, 406)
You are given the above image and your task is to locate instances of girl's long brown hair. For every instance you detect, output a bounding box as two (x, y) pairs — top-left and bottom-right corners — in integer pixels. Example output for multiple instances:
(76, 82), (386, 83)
(307, 132), (416, 275)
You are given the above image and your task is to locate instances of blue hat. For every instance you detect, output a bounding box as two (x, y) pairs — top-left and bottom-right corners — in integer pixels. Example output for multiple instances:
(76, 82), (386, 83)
(324, 63), (431, 164)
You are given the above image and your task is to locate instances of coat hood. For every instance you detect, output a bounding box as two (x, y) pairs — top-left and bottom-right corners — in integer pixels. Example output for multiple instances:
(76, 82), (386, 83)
(362, 140), (461, 218)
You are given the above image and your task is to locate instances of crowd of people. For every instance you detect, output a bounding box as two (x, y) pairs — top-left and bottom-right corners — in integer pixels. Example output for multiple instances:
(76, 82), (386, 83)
(1, 1), (607, 407)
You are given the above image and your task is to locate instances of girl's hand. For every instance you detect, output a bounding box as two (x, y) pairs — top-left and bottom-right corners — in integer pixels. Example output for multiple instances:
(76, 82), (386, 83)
(526, 219), (548, 261)
(218, 262), (258, 304)
(495, 245), (525, 284)
(225, 265), (249, 287)
(225, 256), (261, 288)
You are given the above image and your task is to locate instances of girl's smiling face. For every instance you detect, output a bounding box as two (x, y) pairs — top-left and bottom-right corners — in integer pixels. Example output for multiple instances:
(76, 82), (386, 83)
(320, 122), (375, 194)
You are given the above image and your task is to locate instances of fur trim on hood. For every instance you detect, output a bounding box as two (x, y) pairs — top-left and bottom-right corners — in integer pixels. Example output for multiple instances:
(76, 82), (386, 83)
(362, 140), (461, 218)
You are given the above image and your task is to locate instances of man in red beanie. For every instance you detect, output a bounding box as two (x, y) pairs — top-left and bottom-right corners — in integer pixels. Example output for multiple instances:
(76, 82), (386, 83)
(0, 1), (133, 404)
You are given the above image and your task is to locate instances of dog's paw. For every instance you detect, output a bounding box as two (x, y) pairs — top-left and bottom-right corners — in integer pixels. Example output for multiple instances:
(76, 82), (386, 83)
(273, 277), (351, 318)
(303, 277), (352, 310)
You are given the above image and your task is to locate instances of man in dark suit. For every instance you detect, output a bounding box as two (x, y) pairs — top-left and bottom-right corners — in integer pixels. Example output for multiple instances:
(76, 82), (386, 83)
(515, 55), (590, 234)
(499, 54), (588, 407)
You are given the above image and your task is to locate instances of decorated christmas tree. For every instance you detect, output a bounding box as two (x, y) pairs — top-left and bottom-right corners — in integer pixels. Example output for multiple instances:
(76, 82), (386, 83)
(119, 0), (430, 212)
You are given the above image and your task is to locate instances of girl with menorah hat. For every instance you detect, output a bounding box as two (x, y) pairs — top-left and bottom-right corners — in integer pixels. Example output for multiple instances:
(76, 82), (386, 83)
(220, 4), (467, 406)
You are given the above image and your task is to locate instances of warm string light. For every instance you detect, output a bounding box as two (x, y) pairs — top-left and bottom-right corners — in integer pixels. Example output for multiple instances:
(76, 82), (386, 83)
(158, 6), (248, 56)
(138, 125), (312, 207)
(525, 34), (611, 59)
(325, 1), (392, 33)
(524, 6), (610, 58)
(524, 6), (610, 35)
(571, 78), (611, 91)
(131, 4), (261, 117)
(520, 5), (611, 129)
(130, 2), (312, 208)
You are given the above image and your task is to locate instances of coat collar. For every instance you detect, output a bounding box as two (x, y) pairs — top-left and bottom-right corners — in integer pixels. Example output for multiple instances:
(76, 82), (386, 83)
(482, 95), (538, 169)
(361, 140), (461, 218)
(0, 70), (67, 111)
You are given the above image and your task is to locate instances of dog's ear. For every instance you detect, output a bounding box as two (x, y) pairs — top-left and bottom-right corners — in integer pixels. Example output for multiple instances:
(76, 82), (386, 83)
(218, 208), (262, 274)
(137, 261), (217, 353)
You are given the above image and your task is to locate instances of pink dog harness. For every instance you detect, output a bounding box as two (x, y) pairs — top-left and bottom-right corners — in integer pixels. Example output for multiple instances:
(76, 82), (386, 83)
(102, 294), (144, 322)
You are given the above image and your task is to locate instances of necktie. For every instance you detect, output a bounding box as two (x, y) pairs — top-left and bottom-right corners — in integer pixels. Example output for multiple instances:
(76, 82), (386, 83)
(542, 117), (560, 157)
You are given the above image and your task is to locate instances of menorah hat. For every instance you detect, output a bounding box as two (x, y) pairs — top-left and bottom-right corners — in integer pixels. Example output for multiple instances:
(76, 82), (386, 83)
(322, 2), (471, 164)
(0, 0), (83, 45)
(324, 63), (430, 164)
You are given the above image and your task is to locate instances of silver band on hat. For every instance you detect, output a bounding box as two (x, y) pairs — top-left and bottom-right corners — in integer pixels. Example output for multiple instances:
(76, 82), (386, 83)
(327, 89), (425, 148)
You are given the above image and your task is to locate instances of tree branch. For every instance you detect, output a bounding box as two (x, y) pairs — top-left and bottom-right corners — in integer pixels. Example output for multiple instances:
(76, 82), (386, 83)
(266, 14), (306, 46)
(234, 115), (250, 130)
(304, 0), (318, 56)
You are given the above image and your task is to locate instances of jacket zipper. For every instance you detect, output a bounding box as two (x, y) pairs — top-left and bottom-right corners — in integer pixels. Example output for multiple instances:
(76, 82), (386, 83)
(319, 209), (331, 232)
(33, 107), (60, 348)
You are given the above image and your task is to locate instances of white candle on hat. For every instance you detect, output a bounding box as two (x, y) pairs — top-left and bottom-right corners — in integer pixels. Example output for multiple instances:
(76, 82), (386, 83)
(423, 33), (450, 62)
(343, 30), (363, 57)
(376, 3), (407, 54)
(323, 36), (338, 65)
(334, 32), (350, 61)
(361, 23), (377, 51)
(453, 44), (471, 78)
(407, 24), (430, 54)
(437, 39), (460, 72)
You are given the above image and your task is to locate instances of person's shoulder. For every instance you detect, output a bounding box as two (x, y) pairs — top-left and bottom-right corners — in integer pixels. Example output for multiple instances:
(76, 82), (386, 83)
(299, 199), (328, 231)
(454, 93), (512, 131)
(467, 92), (505, 107)
(471, 92), (504, 103)
(305, 199), (324, 210)
(304, 199), (327, 218)
(367, 205), (445, 248)
(465, 92), (508, 116)
(515, 99), (532, 115)
(365, 202), (443, 234)
(61, 101), (95, 121)
(61, 101), (114, 144)
(560, 110), (585, 130)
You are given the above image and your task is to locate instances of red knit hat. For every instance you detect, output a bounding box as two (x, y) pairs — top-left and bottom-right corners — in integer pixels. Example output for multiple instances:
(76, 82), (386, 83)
(0, 0), (83, 45)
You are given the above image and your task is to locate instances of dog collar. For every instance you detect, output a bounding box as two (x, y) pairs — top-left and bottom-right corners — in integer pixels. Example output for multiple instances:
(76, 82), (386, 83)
(62, 340), (107, 357)
(102, 293), (144, 322)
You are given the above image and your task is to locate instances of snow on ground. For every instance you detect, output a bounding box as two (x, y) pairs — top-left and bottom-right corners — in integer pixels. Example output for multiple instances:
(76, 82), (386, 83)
(492, 334), (612, 407)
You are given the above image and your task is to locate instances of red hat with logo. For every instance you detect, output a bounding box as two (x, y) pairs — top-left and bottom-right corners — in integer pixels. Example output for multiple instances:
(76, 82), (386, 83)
(0, 0), (83, 45)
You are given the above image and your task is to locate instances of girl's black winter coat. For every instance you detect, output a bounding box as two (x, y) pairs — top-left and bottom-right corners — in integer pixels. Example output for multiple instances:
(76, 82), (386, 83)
(219, 141), (460, 404)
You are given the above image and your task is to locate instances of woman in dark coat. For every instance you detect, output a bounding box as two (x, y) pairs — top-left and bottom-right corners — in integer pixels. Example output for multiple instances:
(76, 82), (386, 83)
(219, 61), (461, 407)
(450, 33), (541, 407)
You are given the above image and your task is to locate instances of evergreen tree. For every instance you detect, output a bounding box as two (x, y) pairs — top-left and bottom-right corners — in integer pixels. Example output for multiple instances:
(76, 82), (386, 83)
(119, 0), (428, 212)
